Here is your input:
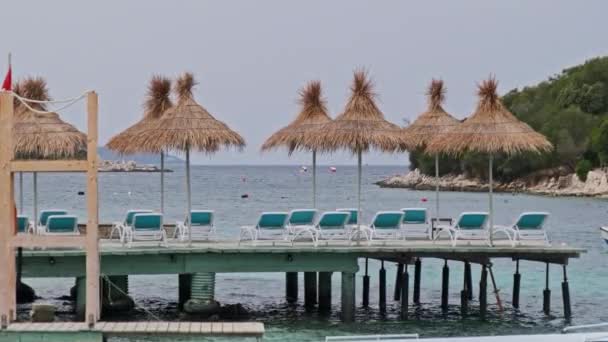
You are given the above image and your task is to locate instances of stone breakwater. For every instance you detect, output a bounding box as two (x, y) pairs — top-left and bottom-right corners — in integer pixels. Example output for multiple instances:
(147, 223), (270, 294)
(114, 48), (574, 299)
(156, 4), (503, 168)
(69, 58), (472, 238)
(376, 167), (608, 198)
(98, 160), (173, 172)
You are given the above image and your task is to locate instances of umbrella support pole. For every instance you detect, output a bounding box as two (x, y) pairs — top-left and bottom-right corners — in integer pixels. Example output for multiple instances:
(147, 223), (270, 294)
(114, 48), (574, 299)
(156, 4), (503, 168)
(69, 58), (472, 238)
(488, 155), (494, 246)
(312, 150), (316, 208)
(357, 150), (362, 226)
(186, 149), (192, 247)
(33, 172), (37, 228)
(160, 151), (164, 213)
(435, 154), (439, 219)
(18, 172), (23, 214)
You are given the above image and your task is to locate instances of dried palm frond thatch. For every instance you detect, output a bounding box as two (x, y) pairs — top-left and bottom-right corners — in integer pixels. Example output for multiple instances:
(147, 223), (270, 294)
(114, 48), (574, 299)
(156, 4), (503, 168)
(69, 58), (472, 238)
(106, 76), (173, 154)
(307, 70), (409, 153)
(12, 77), (87, 159)
(426, 77), (553, 156)
(261, 80), (332, 155)
(402, 79), (460, 148)
(132, 72), (245, 153)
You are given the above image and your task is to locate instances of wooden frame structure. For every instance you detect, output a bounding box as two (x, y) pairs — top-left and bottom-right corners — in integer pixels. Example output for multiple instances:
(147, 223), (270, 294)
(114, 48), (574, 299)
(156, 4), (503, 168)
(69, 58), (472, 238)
(0, 91), (100, 327)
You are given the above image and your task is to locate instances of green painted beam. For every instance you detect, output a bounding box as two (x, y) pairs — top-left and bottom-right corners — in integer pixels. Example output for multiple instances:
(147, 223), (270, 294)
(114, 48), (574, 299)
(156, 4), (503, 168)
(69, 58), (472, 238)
(21, 252), (359, 278)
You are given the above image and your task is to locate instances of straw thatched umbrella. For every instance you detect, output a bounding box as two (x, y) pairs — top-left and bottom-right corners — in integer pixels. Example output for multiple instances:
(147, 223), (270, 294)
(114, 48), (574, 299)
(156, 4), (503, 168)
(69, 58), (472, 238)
(403, 79), (459, 221)
(427, 77), (552, 244)
(133, 72), (245, 244)
(106, 76), (173, 212)
(13, 77), (87, 226)
(308, 70), (410, 226)
(261, 81), (332, 208)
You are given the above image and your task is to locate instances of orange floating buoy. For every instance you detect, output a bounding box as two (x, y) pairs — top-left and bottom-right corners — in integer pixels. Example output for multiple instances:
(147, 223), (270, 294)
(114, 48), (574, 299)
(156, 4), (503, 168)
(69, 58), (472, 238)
(329, 166), (337, 173)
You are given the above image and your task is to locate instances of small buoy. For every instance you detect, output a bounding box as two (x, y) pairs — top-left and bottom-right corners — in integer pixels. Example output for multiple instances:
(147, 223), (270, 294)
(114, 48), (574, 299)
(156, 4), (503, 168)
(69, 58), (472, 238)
(77, 191), (85, 196)
(421, 198), (428, 202)
(300, 166), (308, 172)
(127, 191), (132, 196)
(241, 194), (249, 199)
(241, 176), (247, 182)
(329, 166), (337, 173)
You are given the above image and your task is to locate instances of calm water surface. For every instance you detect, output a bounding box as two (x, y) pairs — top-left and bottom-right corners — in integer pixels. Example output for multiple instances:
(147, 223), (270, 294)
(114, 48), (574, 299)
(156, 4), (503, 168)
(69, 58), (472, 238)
(14, 165), (608, 341)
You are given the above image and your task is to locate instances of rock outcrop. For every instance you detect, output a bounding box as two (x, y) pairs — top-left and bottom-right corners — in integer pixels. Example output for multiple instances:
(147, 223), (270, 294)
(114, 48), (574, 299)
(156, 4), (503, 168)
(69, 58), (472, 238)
(376, 167), (608, 197)
(98, 160), (172, 172)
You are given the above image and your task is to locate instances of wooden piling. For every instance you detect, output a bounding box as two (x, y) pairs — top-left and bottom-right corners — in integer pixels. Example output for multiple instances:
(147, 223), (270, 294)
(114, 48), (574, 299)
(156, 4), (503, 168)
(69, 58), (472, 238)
(400, 265), (409, 320)
(318, 272), (332, 312)
(413, 258), (421, 305)
(543, 263), (551, 315)
(464, 261), (473, 300)
(75, 276), (86, 320)
(441, 260), (449, 312)
(178, 274), (192, 311)
(512, 260), (521, 309)
(341, 271), (355, 322)
(362, 258), (370, 307)
(394, 263), (403, 301)
(304, 272), (317, 308)
(286, 272), (298, 303)
(379, 261), (386, 312)
(561, 265), (571, 319)
(461, 262), (468, 315)
(479, 265), (488, 319)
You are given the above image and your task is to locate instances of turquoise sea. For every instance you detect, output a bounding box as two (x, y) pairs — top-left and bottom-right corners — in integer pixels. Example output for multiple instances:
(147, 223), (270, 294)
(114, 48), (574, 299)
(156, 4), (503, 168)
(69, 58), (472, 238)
(14, 165), (608, 341)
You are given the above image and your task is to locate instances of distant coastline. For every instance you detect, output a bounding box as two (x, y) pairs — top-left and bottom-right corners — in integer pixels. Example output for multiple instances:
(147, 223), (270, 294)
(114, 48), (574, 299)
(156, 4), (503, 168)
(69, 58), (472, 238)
(98, 160), (173, 173)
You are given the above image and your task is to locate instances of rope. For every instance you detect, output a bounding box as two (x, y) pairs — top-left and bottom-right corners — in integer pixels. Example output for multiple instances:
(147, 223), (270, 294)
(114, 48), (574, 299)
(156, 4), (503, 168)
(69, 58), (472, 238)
(100, 274), (162, 322)
(11, 91), (88, 115)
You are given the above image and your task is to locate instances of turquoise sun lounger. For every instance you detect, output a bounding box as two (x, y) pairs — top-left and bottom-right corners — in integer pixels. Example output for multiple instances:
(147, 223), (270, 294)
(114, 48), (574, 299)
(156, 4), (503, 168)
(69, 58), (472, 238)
(41, 215), (79, 235)
(124, 213), (167, 248)
(111, 209), (153, 242)
(400, 208), (431, 240)
(35, 209), (68, 234)
(495, 212), (550, 246)
(175, 210), (215, 241)
(239, 212), (290, 245)
(434, 212), (490, 246)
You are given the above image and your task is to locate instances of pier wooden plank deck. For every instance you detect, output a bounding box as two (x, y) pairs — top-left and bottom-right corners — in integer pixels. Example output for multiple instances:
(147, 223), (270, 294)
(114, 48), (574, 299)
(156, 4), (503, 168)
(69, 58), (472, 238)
(5, 321), (265, 337)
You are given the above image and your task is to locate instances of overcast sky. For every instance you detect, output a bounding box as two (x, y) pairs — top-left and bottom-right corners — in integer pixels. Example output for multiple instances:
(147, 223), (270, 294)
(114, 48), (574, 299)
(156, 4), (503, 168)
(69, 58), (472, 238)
(1, 1), (607, 165)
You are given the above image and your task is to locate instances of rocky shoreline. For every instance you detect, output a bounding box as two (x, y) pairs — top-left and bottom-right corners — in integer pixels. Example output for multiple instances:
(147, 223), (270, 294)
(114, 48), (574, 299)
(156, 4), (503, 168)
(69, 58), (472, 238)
(98, 160), (173, 172)
(376, 167), (608, 198)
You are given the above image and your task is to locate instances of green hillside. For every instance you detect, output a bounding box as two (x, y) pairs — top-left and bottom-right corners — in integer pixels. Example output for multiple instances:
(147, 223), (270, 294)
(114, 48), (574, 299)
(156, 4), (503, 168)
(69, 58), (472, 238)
(410, 56), (608, 181)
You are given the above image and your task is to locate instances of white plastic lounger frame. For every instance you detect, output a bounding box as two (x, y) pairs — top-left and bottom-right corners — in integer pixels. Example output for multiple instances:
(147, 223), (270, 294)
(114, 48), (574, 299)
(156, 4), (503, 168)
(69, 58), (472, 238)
(314, 211), (352, 245)
(110, 209), (152, 242)
(239, 212), (290, 245)
(400, 208), (431, 240)
(495, 211), (550, 246)
(125, 213), (167, 248)
(35, 209), (68, 235)
(175, 210), (215, 241)
(434, 212), (491, 247)
(362, 211), (405, 243)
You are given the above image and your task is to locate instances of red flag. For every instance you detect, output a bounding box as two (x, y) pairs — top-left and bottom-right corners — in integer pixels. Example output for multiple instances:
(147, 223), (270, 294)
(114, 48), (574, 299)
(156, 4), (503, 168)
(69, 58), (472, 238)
(1, 65), (11, 91)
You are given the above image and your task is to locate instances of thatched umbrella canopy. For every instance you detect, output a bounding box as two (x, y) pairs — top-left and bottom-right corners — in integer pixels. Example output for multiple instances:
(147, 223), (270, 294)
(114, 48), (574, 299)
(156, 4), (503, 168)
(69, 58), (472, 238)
(13, 77), (87, 160)
(261, 81), (332, 207)
(12, 77), (87, 225)
(403, 79), (460, 220)
(106, 76), (173, 213)
(134, 72), (245, 244)
(307, 70), (410, 226)
(427, 77), (553, 244)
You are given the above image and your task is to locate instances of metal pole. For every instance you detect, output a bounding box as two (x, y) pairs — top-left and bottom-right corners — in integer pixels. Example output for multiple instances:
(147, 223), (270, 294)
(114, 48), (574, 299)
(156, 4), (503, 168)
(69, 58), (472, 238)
(357, 150), (362, 228)
(160, 151), (164, 213)
(33, 172), (37, 228)
(312, 150), (317, 208)
(435, 154), (439, 220)
(186, 149), (192, 246)
(18, 172), (23, 214)
(488, 155), (494, 246)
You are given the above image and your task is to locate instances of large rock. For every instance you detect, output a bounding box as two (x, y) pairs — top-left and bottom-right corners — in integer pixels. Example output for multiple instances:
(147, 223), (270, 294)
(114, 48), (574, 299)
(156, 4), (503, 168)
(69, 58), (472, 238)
(31, 303), (55, 322)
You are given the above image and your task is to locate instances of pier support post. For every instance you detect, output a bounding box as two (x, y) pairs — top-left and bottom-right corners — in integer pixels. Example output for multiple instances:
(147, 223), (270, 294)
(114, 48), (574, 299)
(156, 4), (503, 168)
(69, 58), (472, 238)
(379, 261), (386, 312)
(400, 265), (409, 320)
(441, 260), (449, 312)
(561, 265), (571, 319)
(394, 263), (404, 301)
(362, 259), (370, 307)
(480, 265), (488, 319)
(464, 261), (473, 300)
(286, 272), (298, 303)
(318, 272), (332, 312)
(543, 263), (551, 315)
(178, 274), (192, 311)
(75, 277), (86, 320)
(184, 272), (220, 316)
(413, 259), (421, 305)
(512, 260), (521, 309)
(341, 271), (355, 322)
(304, 272), (317, 308)
(461, 262), (469, 316)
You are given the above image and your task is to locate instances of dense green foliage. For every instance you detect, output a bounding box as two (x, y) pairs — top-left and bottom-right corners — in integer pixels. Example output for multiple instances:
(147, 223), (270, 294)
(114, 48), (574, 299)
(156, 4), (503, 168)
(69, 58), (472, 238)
(411, 56), (608, 181)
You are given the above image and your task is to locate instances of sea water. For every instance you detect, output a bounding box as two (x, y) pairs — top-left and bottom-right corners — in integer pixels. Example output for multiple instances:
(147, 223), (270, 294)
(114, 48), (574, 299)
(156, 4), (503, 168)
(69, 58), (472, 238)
(13, 165), (608, 341)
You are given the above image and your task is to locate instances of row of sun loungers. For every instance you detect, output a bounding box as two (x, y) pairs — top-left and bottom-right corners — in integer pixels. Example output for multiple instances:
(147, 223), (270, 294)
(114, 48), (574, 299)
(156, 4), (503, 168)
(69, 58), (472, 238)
(18, 208), (550, 248)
